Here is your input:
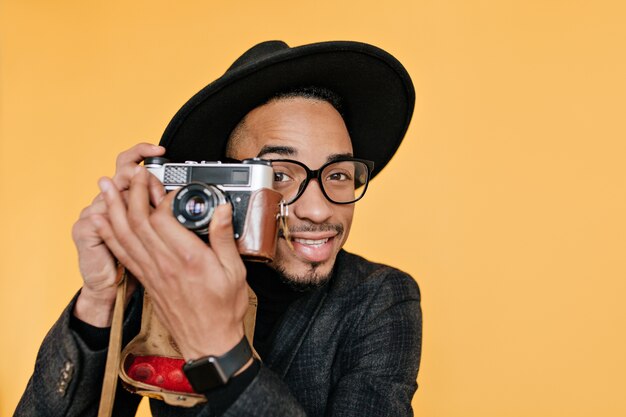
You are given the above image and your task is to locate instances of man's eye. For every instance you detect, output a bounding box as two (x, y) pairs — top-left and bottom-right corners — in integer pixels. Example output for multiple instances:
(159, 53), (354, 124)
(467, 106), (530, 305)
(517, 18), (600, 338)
(274, 172), (292, 182)
(326, 172), (351, 181)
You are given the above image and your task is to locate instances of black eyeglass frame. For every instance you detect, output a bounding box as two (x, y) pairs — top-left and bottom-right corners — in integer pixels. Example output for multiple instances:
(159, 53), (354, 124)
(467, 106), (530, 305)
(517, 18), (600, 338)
(268, 157), (375, 205)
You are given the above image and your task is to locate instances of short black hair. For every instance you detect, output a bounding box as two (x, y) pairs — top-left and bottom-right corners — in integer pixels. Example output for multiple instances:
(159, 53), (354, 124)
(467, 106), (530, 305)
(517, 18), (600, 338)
(269, 86), (344, 116)
(226, 86), (345, 157)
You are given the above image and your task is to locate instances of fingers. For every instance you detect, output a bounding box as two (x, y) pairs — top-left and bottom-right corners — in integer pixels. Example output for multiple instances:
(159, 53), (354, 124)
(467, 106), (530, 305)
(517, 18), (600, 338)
(79, 197), (107, 220)
(112, 143), (165, 190)
(96, 176), (154, 278)
(150, 190), (217, 268)
(208, 204), (246, 282)
(97, 168), (194, 287)
(90, 212), (143, 276)
(72, 144), (168, 325)
(148, 172), (166, 207)
(149, 188), (243, 284)
(115, 143), (165, 170)
(96, 166), (245, 291)
(87, 143), (165, 206)
(125, 168), (175, 263)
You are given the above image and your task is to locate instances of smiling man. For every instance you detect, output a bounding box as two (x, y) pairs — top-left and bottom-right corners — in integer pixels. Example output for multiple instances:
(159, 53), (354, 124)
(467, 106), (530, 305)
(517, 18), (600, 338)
(227, 94), (356, 287)
(16, 41), (422, 417)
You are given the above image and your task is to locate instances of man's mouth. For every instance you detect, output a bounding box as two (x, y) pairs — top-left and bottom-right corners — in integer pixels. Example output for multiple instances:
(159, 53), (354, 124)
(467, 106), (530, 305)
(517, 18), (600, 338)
(278, 232), (339, 263)
(277, 224), (344, 263)
(292, 237), (330, 247)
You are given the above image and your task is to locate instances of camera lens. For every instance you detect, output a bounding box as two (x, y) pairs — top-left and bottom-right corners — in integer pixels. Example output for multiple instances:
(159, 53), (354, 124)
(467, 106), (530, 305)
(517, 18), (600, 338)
(184, 195), (208, 219)
(173, 183), (227, 233)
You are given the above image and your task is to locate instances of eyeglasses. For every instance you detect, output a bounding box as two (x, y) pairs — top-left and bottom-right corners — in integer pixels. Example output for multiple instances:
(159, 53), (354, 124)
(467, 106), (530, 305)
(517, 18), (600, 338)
(269, 158), (375, 205)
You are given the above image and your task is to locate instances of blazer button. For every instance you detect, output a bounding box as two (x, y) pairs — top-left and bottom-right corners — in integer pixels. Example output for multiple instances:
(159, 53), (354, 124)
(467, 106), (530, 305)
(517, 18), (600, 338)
(57, 361), (74, 397)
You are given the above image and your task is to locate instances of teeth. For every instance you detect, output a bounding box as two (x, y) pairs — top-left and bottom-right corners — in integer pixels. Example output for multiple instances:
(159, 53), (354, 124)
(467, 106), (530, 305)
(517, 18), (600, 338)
(294, 238), (329, 246)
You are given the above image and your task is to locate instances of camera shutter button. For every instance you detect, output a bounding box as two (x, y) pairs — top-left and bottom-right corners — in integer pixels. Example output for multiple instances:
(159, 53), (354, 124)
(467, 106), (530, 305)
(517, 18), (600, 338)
(143, 157), (169, 165)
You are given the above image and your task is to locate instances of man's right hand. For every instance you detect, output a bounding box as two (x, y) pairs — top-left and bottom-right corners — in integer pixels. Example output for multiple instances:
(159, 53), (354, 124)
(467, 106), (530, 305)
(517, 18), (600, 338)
(72, 143), (166, 327)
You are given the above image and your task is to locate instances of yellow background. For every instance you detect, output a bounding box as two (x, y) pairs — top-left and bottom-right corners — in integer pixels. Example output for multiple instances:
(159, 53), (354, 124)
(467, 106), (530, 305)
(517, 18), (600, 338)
(1, 1), (625, 416)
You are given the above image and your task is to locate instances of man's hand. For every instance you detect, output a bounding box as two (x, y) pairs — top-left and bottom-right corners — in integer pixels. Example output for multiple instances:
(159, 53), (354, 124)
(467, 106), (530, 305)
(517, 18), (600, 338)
(91, 166), (249, 359)
(72, 143), (166, 327)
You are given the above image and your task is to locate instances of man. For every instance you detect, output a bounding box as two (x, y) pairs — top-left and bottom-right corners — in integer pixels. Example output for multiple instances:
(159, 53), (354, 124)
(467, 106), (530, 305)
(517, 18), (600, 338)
(15, 40), (421, 416)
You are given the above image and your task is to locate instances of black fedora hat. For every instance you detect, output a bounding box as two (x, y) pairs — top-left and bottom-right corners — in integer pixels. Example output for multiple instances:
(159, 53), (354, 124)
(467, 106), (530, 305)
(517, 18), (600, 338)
(159, 40), (414, 179)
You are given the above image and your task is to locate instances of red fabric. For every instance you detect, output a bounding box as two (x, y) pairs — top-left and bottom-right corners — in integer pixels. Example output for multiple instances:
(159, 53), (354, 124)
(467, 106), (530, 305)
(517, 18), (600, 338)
(126, 355), (194, 393)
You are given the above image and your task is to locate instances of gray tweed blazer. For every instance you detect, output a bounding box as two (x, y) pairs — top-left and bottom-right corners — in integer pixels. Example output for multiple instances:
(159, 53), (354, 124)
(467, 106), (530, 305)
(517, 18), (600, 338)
(15, 250), (422, 417)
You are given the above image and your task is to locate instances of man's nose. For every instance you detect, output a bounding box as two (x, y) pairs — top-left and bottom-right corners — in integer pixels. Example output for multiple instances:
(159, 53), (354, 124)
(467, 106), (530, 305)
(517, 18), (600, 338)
(291, 179), (334, 223)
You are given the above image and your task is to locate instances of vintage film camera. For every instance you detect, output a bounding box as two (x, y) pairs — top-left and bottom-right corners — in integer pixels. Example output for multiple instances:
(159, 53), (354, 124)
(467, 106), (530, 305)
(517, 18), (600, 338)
(144, 157), (283, 262)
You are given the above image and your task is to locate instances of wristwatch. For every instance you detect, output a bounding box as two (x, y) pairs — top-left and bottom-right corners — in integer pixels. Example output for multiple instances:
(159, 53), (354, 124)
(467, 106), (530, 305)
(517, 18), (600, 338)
(183, 336), (253, 393)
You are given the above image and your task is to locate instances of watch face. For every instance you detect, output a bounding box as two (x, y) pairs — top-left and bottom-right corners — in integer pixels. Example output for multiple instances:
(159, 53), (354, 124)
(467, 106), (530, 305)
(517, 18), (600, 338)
(183, 357), (228, 393)
(182, 337), (252, 393)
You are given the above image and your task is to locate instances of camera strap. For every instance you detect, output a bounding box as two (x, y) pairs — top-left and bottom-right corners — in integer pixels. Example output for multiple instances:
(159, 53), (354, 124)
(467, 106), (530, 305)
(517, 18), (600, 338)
(97, 264), (128, 417)
(278, 200), (294, 251)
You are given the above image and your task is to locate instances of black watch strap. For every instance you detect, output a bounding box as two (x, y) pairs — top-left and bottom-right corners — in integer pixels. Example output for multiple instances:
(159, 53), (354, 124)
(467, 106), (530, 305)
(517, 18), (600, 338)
(183, 336), (252, 393)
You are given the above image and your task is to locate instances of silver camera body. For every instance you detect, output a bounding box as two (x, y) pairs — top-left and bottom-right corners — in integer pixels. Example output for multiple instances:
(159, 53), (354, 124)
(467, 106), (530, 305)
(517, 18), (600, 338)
(144, 157), (275, 240)
(145, 157), (274, 193)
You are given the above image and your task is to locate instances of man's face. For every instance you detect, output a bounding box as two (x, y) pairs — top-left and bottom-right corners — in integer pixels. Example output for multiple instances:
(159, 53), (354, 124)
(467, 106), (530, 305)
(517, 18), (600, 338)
(227, 97), (355, 286)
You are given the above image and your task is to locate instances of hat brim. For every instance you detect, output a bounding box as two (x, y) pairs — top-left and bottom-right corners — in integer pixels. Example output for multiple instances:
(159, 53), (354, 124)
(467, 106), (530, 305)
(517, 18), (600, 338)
(159, 41), (414, 179)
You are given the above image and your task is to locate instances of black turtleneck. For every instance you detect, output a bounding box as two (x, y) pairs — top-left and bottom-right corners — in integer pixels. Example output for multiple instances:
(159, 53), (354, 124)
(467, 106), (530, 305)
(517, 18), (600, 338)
(245, 261), (312, 359)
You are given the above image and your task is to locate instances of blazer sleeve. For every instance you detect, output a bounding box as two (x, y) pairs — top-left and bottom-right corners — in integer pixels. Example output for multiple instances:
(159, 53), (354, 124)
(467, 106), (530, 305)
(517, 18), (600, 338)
(223, 270), (422, 417)
(14, 290), (143, 417)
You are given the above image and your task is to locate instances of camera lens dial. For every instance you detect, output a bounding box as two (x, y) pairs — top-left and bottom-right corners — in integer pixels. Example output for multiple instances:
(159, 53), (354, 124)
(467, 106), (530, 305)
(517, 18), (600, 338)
(173, 183), (227, 234)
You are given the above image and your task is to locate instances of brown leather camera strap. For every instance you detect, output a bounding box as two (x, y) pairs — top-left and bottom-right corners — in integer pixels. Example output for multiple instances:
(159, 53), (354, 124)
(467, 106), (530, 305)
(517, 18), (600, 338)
(97, 265), (127, 417)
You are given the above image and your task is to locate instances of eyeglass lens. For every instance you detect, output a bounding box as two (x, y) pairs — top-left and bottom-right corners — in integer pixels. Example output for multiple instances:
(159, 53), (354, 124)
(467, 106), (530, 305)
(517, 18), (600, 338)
(271, 160), (370, 204)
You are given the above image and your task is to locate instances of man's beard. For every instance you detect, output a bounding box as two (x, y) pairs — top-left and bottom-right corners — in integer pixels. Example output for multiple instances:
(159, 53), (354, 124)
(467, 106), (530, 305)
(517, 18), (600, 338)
(272, 222), (344, 292)
(272, 261), (333, 292)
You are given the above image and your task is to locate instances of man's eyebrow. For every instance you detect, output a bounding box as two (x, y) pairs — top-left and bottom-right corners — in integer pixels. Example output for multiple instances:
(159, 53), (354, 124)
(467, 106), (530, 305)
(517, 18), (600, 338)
(327, 152), (354, 163)
(257, 147), (354, 163)
(257, 145), (297, 158)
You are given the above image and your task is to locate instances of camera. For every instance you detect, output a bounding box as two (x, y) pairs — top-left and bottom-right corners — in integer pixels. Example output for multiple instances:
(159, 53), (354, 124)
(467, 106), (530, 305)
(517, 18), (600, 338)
(144, 157), (282, 262)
